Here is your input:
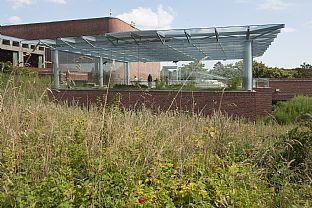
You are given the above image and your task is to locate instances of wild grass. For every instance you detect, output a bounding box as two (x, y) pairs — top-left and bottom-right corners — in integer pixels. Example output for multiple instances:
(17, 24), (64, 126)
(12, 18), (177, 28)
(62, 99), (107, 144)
(0, 73), (311, 207)
(272, 96), (312, 124)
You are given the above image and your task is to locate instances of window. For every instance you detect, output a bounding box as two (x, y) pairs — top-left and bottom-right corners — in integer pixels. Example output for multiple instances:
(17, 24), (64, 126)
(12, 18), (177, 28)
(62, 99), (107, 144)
(12, 41), (20, 47)
(2, 39), (11, 45)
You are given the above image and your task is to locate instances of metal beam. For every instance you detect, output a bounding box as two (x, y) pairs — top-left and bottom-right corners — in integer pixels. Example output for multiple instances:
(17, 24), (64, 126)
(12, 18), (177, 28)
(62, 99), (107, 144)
(214, 28), (227, 60)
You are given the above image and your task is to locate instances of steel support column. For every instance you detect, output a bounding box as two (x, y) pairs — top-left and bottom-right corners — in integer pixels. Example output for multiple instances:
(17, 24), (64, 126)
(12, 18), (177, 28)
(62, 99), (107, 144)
(99, 56), (104, 87)
(243, 40), (253, 91)
(52, 49), (60, 89)
(125, 62), (130, 85)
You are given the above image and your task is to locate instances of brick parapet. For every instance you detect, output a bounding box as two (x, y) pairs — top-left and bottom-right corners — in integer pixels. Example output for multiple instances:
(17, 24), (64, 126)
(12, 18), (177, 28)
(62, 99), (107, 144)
(270, 79), (312, 101)
(47, 89), (268, 121)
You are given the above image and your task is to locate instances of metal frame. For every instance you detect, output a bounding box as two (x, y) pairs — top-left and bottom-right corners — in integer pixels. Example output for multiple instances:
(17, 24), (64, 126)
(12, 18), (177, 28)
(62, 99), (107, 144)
(20, 23), (284, 90)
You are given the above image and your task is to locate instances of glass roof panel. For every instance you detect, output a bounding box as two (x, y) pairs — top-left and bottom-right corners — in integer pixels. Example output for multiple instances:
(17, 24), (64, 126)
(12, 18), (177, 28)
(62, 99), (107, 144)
(24, 24), (284, 62)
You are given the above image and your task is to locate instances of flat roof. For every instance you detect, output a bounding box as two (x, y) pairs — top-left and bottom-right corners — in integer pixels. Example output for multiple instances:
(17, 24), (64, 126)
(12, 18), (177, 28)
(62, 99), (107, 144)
(22, 23), (284, 62)
(0, 34), (24, 42)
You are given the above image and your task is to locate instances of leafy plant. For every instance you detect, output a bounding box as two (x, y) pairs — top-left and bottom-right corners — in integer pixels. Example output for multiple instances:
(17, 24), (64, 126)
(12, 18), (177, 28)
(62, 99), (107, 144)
(272, 96), (312, 124)
(0, 72), (312, 207)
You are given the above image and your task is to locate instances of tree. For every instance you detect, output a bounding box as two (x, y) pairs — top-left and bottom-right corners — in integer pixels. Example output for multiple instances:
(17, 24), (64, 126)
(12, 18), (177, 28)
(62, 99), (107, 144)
(253, 61), (294, 78)
(179, 61), (205, 80)
(209, 61), (243, 78)
(294, 62), (312, 78)
(300, 62), (312, 69)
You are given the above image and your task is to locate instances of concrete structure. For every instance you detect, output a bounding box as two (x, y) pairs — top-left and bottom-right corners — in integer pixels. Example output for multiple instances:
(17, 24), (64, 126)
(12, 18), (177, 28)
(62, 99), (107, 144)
(0, 34), (45, 67)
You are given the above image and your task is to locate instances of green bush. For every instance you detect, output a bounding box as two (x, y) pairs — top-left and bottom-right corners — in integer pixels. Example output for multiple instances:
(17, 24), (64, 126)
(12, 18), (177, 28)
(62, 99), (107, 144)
(113, 84), (148, 89)
(252, 124), (312, 207)
(227, 76), (242, 90)
(0, 62), (36, 76)
(272, 96), (312, 124)
(0, 62), (14, 74)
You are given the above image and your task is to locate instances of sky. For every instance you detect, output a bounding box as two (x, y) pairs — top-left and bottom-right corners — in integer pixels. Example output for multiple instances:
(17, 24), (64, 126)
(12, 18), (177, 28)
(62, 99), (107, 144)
(1, 0), (312, 69)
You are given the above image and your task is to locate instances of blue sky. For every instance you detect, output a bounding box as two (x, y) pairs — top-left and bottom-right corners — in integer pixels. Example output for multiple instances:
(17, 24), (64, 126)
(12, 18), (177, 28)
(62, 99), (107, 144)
(1, 0), (312, 68)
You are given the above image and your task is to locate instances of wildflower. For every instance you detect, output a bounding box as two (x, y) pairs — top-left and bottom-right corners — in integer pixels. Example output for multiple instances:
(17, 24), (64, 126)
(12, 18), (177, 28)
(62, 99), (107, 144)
(138, 196), (145, 203)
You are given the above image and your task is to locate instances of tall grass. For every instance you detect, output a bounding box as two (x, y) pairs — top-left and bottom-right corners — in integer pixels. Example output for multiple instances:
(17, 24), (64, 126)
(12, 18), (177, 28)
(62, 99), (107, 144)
(272, 96), (312, 124)
(0, 73), (311, 207)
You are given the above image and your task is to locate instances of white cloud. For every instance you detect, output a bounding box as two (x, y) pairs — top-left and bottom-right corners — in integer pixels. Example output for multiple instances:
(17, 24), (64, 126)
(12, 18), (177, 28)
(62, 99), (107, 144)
(117, 5), (175, 29)
(47, 0), (66, 4)
(7, 16), (22, 24)
(282, 27), (296, 33)
(7, 0), (34, 9)
(257, 0), (289, 11)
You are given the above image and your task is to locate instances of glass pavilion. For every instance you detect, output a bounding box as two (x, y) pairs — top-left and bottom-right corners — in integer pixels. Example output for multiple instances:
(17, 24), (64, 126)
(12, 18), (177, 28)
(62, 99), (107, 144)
(22, 23), (284, 90)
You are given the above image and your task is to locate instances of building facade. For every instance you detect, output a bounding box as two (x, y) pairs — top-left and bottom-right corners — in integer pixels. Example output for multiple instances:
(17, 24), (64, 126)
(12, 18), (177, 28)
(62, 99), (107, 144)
(0, 34), (45, 68)
(0, 17), (160, 84)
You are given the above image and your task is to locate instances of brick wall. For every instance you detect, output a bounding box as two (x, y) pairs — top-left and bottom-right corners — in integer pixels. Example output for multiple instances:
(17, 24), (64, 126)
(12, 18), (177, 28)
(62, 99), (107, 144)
(270, 79), (312, 101)
(254, 88), (272, 116)
(47, 89), (273, 121)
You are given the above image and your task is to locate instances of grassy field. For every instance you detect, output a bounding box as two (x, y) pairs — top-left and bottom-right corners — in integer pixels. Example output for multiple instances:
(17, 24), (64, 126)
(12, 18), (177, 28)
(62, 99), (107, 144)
(0, 73), (311, 207)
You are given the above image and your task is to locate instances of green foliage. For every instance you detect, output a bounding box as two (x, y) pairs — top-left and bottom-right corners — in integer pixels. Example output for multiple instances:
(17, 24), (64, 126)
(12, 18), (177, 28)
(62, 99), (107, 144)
(272, 96), (312, 124)
(209, 61), (243, 90)
(0, 74), (312, 207)
(155, 79), (165, 89)
(0, 61), (13, 74)
(253, 61), (295, 78)
(209, 61), (243, 79)
(253, 124), (312, 207)
(127, 156), (275, 207)
(113, 84), (148, 89)
(0, 62), (37, 76)
(179, 61), (205, 80)
(227, 76), (242, 90)
(300, 62), (312, 69)
(293, 62), (312, 78)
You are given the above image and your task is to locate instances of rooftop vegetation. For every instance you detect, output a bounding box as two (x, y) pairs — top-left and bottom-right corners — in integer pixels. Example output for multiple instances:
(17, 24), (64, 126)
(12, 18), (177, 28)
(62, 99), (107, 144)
(0, 70), (311, 207)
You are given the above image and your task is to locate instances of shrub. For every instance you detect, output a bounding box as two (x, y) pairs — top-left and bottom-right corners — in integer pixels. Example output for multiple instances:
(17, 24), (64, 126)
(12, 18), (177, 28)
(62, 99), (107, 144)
(113, 84), (148, 89)
(0, 62), (13, 74)
(227, 76), (242, 90)
(0, 62), (36, 76)
(272, 96), (312, 124)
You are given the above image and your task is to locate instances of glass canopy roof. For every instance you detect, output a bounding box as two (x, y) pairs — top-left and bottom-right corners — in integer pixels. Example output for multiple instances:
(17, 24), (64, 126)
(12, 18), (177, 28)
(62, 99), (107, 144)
(23, 24), (284, 62)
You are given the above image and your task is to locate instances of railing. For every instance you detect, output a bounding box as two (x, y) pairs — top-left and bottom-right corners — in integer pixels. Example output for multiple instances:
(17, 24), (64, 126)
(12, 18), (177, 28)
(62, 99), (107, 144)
(253, 78), (269, 88)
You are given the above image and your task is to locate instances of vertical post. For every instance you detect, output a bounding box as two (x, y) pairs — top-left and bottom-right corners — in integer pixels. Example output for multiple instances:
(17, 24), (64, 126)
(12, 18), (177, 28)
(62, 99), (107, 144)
(243, 40), (253, 91)
(18, 51), (23, 67)
(43, 48), (46, 68)
(125, 62), (130, 85)
(38, 55), (43, 68)
(52, 49), (60, 89)
(99, 56), (104, 88)
(12, 52), (18, 66)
